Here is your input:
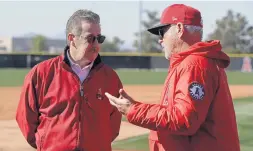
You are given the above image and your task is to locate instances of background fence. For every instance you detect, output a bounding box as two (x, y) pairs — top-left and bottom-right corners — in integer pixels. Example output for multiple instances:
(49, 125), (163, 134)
(0, 53), (252, 71)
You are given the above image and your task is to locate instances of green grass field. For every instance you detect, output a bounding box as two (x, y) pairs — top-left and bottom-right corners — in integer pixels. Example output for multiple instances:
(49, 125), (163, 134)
(0, 68), (253, 150)
(113, 97), (253, 151)
(0, 68), (253, 86)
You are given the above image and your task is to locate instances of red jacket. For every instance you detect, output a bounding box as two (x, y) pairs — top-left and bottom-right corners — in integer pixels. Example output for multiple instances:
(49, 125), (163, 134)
(16, 46), (123, 151)
(127, 40), (240, 151)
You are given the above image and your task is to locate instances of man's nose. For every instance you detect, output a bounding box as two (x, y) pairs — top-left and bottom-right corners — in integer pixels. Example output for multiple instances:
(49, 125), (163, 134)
(92, 38), (99, 45)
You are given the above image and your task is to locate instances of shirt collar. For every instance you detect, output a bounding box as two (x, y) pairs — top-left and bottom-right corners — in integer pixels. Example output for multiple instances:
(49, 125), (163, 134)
(67, 50), (94, 70)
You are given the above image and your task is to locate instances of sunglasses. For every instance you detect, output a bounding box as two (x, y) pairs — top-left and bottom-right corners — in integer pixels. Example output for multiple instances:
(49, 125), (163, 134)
(86, 34), (106, 44)
(158, 25), (171, 39)
(80, 34), (106, 44)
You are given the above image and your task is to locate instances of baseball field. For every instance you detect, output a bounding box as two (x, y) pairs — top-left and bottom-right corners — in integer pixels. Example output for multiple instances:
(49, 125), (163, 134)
(0, 68), (253, 151)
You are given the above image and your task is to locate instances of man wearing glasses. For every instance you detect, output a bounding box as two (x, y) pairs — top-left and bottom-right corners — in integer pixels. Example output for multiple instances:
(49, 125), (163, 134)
(16, 9), (123, 151)
(105, 4), (240, 151)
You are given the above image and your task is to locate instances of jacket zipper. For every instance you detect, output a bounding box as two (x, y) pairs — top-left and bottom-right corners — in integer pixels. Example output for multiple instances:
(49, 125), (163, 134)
(77, 84), (84, 149)
(62, 67), (88, 149)
(76, 73), (93, 149)
(80, 85), (84, 97)
(62, 62), (100, 150)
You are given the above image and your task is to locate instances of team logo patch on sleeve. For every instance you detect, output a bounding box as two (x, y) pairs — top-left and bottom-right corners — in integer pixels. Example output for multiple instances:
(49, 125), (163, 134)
(188, 82), (205, 100)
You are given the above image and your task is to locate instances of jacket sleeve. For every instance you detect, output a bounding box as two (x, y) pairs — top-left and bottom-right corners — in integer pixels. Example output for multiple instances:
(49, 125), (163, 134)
(126, 65), (218, 135)
(16, 66), (40, 148)
(110, 74), (123, 141)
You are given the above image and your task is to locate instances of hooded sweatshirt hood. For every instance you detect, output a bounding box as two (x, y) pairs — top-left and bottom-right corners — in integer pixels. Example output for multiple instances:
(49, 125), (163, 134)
(170, 40), (230, 68)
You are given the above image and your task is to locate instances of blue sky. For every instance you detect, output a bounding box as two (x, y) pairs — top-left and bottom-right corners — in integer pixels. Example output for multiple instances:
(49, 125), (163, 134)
(0, 0), (253, 49)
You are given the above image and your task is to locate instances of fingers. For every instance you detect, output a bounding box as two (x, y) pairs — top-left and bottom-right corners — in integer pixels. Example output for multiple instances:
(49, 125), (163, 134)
(105, 92), (119, 107)
(105, 91), (131, 115)
(105, 92), (120, 104)
(105, 91), (129, 105)
(119, 89), (124, 94)
(108, 99), (119, 108)
(105, 92), (115, 101)
(119, 89), (130, 99)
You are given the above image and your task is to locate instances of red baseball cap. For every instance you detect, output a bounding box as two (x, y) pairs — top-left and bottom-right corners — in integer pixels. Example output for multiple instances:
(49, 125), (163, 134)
(147, 4), (203, 35)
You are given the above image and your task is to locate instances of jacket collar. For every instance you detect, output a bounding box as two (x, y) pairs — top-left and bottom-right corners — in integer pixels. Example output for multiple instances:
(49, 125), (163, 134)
(169, 40), (228, 69)
(62, 45), (102, 69)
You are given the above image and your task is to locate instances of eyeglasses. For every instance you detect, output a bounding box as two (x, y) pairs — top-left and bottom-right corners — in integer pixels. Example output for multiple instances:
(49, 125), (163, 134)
(158, 25), (171, 39)
(81, 34), (106, 44)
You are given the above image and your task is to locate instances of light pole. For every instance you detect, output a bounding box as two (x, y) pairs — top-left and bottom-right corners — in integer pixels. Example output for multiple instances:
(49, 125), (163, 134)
(139, 0), (143, 53)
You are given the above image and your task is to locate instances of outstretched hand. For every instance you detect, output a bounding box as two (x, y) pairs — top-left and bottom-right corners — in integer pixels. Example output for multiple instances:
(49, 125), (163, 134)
(105, 89), (136, 115)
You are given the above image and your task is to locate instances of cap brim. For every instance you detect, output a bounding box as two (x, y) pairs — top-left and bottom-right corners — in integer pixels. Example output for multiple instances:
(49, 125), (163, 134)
(147, 24), (170, 35)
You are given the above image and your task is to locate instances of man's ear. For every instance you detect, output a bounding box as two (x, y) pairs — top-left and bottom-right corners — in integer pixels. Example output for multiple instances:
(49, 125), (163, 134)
(67, 33), (76, 47)
(176, 22), (184, 38)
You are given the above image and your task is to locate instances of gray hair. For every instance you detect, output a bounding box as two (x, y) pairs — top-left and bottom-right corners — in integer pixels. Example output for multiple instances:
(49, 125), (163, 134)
(184, 25), (203, 41)
(66, 9), (100, 45)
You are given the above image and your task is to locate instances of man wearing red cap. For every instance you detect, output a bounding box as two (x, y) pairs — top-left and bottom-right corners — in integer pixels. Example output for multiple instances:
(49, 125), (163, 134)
(105, 4), (240, 151)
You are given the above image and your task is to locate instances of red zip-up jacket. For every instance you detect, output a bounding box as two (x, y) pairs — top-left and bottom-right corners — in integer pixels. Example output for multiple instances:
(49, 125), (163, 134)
(16, 46), (123, 151)
(126, 40), (240, 151)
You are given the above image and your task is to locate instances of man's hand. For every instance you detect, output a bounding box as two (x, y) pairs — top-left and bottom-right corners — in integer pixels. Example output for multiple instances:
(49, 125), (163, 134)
(105, 89), (136, 115)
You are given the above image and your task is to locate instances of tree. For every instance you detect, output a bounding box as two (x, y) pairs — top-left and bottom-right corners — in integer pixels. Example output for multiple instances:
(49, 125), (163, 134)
(207, 10), (253, 53)
(133, 10), (161, 52)
(31, 35), (48, 52)
(100, 36), (124, 52)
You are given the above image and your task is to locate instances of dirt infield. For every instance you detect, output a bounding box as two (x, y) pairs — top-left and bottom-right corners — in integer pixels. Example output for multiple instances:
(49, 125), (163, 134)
(0, 85), (253, 151)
